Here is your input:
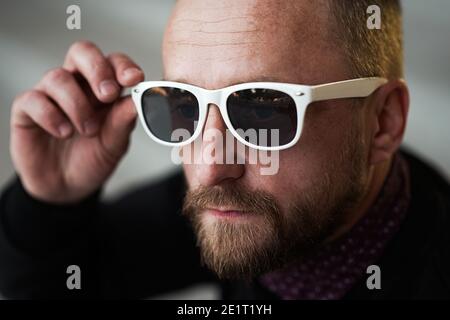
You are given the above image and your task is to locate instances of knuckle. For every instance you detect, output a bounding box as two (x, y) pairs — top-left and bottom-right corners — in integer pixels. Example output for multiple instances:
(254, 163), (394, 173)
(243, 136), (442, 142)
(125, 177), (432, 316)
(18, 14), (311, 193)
(109, 52), (136, 70)
(107, 51), (125, 60)
(69, 40), (96, 54)
(116, 62), (129, 73)
(14, 90), (43, 108)
(44, 68), (71, 85)
(108, 52), (130, 63)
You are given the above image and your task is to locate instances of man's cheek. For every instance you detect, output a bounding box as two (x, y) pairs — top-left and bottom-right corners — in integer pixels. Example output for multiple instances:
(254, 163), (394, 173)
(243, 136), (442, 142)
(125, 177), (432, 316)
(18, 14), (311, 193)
(274, 160), (322, 196)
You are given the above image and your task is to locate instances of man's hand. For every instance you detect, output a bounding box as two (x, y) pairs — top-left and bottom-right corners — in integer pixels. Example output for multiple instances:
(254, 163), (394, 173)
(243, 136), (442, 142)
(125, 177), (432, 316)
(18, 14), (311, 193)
(10, 41), (144, 203)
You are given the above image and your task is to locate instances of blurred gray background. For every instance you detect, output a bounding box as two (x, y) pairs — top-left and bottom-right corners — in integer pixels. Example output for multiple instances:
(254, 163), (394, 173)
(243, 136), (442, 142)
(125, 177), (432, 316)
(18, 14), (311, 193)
(0, 0), (449, 299)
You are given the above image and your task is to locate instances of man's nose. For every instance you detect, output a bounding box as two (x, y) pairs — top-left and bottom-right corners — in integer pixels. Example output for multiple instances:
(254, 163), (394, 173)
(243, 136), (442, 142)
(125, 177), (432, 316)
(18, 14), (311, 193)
(196, 104), (244, 187)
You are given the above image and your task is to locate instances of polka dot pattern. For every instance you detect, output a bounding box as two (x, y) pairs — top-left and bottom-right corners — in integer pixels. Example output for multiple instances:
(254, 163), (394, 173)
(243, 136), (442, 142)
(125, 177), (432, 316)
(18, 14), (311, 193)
(260, 154), (411, 300)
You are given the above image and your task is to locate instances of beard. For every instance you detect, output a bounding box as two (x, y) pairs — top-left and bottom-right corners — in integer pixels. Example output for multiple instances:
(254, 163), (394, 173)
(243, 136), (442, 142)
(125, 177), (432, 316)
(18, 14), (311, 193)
(182, 116), (368, 280)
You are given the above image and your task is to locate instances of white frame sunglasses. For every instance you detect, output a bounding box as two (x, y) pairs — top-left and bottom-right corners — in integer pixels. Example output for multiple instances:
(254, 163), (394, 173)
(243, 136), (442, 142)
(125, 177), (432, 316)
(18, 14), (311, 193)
(131, 77), (387, 151)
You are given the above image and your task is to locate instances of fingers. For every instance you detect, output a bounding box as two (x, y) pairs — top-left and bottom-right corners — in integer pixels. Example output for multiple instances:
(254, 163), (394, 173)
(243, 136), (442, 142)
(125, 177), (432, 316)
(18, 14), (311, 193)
(107, 52), (144, 87)
(35, 68), (99, 136)
(12, 90), (73, 139)
(64, 41), (120, 103)
(14, 41), (144, 143)
(100, 96), (137, 157)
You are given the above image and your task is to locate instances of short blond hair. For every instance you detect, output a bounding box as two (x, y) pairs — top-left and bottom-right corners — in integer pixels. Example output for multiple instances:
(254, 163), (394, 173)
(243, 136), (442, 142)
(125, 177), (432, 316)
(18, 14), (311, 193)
(329, 0), (403, 79)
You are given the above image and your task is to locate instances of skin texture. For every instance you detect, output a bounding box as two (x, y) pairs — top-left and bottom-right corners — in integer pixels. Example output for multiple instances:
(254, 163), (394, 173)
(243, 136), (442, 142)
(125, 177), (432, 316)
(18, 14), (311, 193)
(9, 0), (409, 278)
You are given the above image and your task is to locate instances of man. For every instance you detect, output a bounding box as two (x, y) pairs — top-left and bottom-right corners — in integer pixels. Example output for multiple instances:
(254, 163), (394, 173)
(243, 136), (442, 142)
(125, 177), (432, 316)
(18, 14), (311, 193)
(0, 0), (449, 299)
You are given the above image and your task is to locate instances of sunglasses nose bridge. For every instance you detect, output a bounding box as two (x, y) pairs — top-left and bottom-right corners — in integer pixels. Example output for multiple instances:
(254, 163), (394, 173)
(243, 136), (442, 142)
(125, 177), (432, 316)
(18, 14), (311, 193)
(203, 89), (228, 122)
(200, 89), (230, 135)
(204, 89), (222, 107)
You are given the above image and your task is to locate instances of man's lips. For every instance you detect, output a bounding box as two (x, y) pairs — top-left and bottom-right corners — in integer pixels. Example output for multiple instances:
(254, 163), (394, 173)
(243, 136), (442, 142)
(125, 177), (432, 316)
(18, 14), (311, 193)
(205, 208), (249, 218)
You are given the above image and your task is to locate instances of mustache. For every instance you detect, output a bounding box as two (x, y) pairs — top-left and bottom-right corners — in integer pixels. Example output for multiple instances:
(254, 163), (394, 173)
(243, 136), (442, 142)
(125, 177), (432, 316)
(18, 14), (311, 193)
(183, 184), (280, 218)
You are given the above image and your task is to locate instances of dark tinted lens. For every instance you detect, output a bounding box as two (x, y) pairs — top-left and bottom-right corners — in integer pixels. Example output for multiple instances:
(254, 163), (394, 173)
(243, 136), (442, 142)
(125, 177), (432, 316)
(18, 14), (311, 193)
(141, 87), (199, 143)
(226, 89), (297, 147)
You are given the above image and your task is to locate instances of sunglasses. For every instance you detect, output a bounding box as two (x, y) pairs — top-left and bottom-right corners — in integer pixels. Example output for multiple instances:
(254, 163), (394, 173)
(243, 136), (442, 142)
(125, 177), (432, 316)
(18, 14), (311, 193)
(131, 77), (387, 151)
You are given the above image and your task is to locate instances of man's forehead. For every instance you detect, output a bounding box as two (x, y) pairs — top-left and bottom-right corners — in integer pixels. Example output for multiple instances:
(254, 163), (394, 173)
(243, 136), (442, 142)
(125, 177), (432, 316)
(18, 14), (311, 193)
(167, 0), (331, 42)
(163, 0), (342, 89)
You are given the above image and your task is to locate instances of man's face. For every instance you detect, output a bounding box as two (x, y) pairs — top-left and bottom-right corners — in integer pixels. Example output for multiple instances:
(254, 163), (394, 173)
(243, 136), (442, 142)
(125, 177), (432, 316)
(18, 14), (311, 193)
(163, 0), (371, 279)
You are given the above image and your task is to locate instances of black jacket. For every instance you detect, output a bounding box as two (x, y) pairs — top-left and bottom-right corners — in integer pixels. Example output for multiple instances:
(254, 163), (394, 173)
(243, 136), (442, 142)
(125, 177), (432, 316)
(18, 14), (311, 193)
(0, 150), (449, 299)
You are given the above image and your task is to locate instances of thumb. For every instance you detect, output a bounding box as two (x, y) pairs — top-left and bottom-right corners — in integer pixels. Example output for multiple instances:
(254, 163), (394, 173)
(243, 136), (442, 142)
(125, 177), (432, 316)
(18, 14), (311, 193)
(100, 95), (137, 159)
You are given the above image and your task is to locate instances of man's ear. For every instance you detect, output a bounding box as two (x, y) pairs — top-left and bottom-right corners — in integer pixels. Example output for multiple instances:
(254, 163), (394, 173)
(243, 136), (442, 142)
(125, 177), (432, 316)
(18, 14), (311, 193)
(368, 79), (409, 165)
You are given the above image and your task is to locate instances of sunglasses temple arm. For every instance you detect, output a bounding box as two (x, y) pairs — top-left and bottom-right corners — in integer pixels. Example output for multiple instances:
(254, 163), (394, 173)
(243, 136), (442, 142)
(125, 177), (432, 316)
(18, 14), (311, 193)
(310, 77), (388, 102)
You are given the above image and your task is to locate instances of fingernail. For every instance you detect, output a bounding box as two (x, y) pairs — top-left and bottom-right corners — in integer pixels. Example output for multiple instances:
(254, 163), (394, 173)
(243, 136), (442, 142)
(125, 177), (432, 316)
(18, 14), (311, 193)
(58, 122), (73, 137)
(99, 80), (118, 97)
(83, 119), (99, 136)
(123, 68), (143, 79)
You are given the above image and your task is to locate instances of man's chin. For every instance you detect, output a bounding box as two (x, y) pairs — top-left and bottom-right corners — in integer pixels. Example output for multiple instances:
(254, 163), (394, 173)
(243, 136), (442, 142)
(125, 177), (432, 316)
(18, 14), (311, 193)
(194, 212), (283, 280)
